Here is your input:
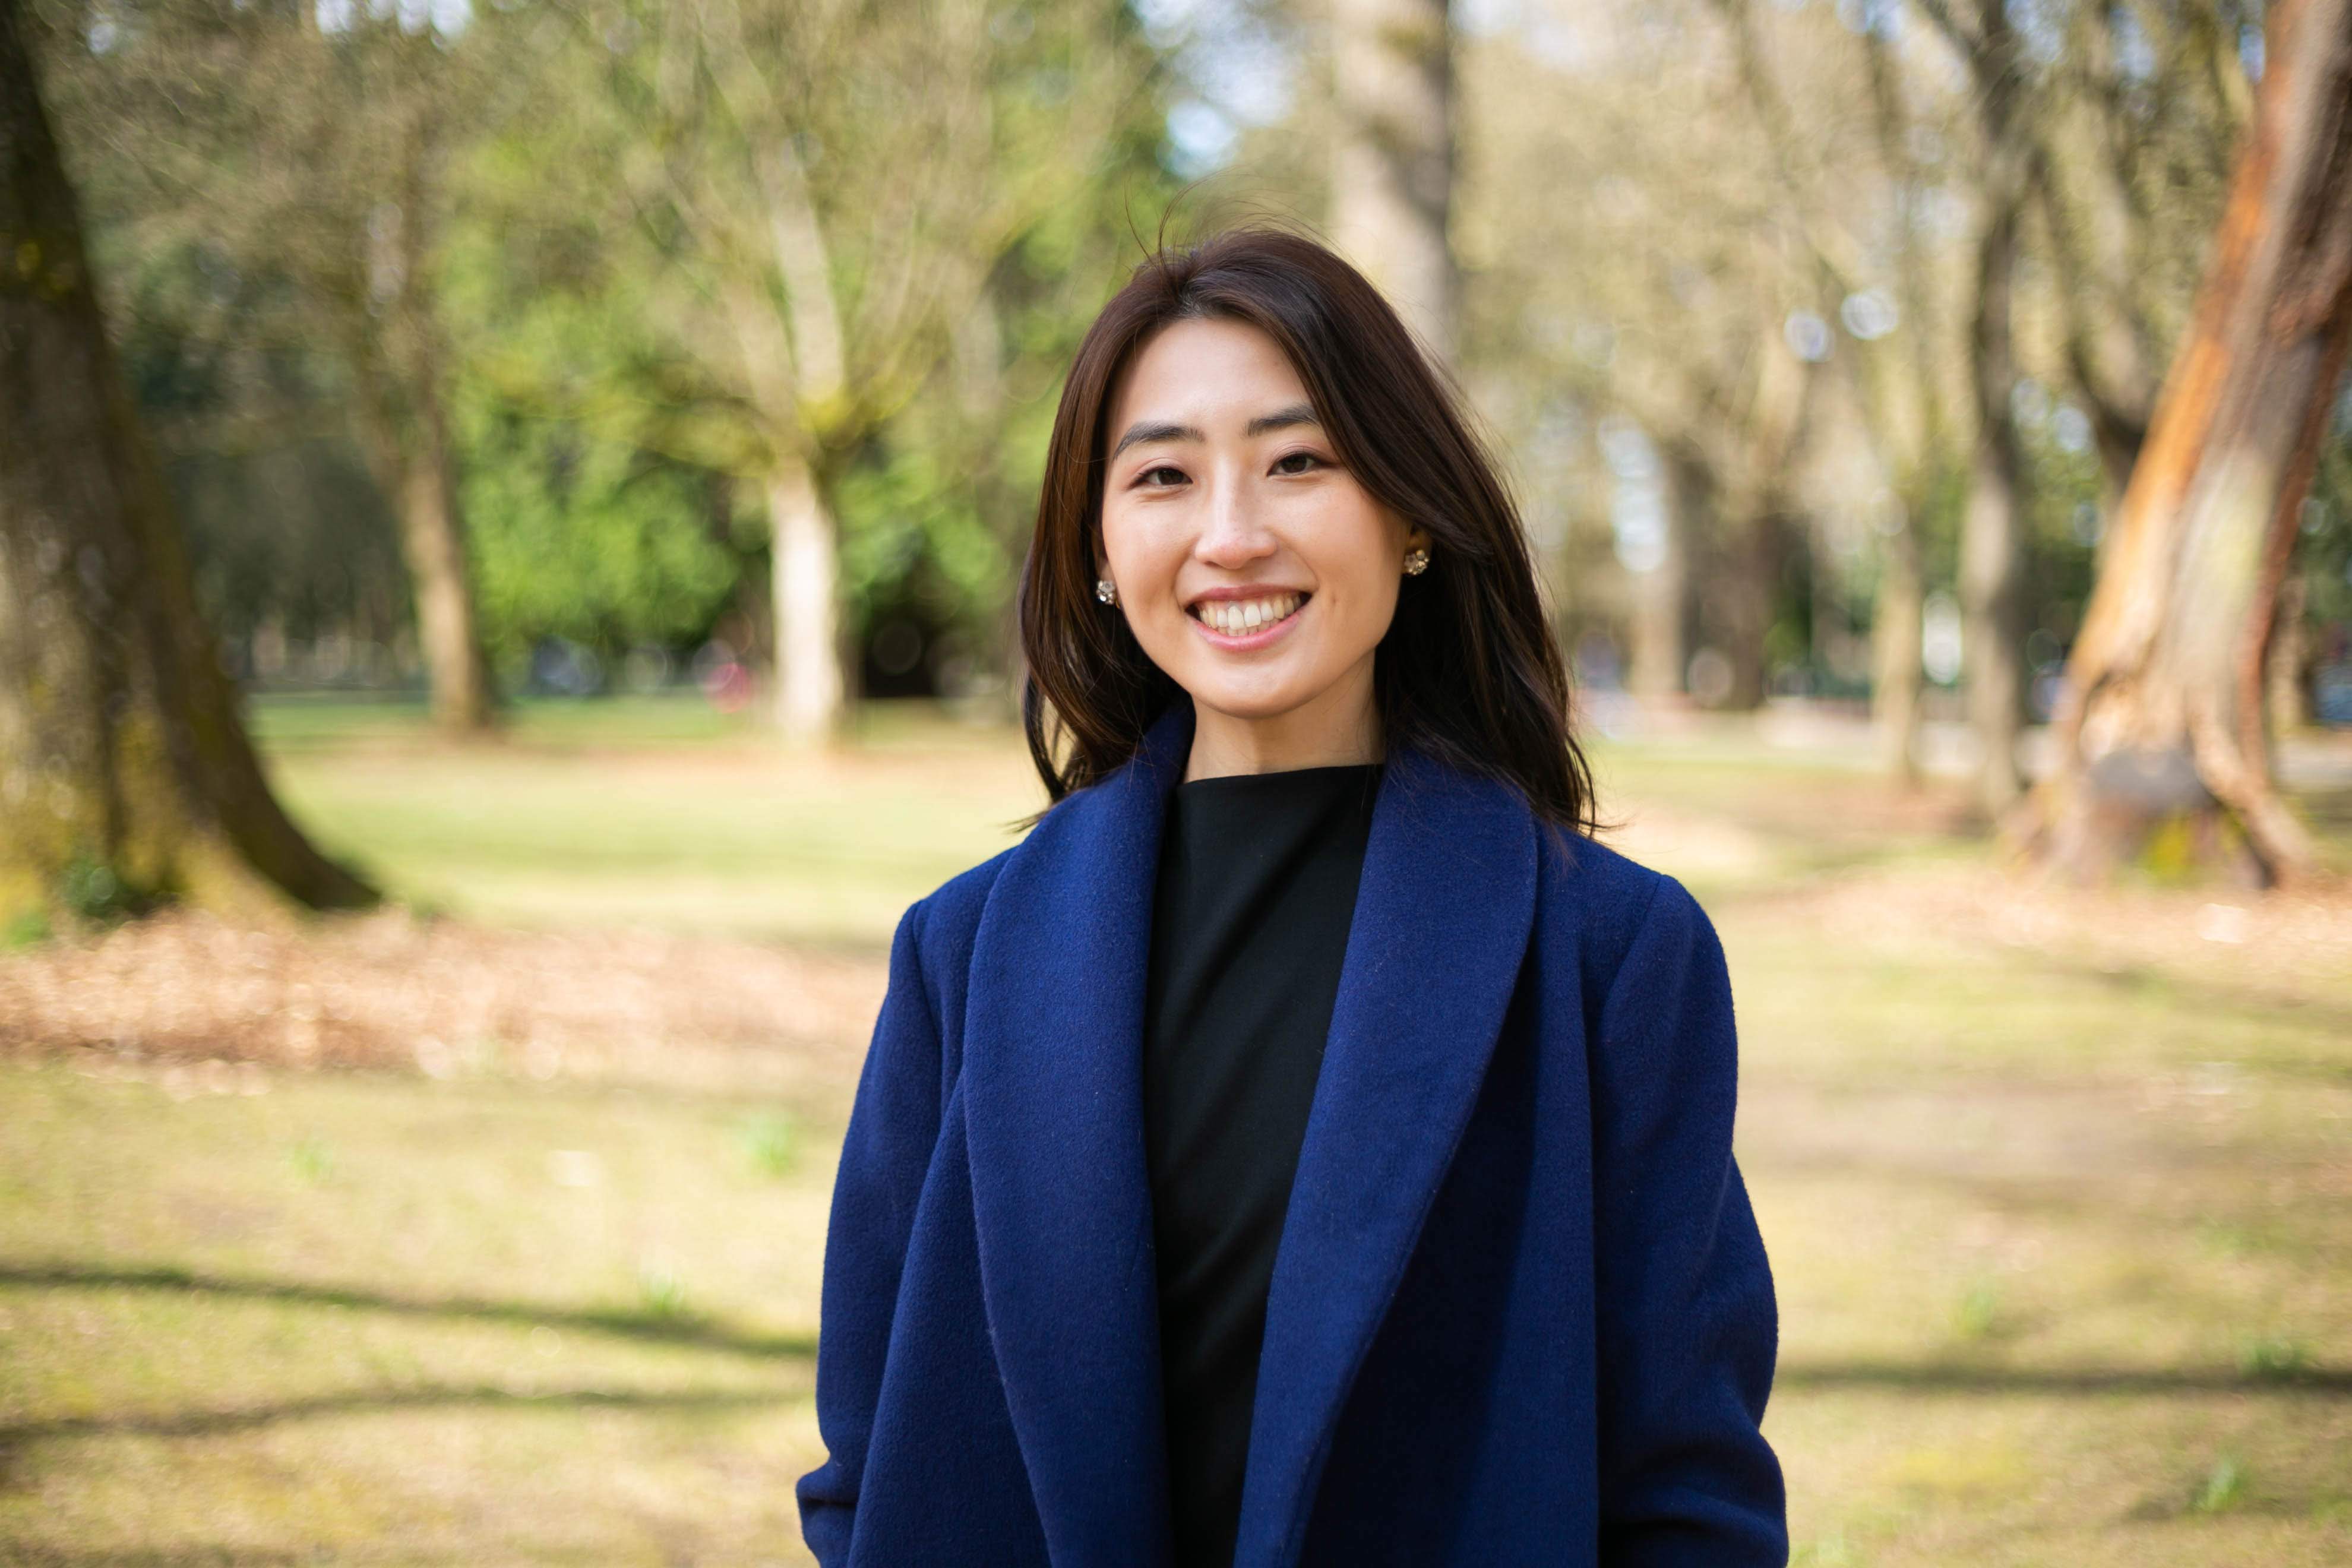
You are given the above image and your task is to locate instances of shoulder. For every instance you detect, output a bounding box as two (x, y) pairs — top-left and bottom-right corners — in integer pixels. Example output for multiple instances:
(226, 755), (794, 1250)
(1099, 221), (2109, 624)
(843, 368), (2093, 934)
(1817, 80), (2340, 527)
(1391, 749), (1708, 991)
(1534, 820), (1664, 903)
(871, 842), (1024, 1061)
(899, 842), (1022, 969)
(893, 738), (1163, 962)
(1531, 821), (1720, 1000)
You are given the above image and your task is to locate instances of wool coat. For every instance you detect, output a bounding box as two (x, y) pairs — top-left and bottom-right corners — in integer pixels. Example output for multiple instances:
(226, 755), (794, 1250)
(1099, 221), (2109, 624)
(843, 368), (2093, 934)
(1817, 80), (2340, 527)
(796, 698), (1785, 1567)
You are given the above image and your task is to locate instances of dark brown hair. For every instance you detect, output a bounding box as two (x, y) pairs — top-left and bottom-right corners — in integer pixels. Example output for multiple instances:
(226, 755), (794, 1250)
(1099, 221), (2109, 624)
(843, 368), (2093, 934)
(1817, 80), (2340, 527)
(1018, 226), (1597, 836)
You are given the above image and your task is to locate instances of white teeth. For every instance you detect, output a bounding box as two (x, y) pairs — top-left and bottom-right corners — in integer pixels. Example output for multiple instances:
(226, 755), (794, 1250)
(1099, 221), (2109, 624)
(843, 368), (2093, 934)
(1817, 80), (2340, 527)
(1194, 592), (1307, 634)
(1195, 592), (1301, 634)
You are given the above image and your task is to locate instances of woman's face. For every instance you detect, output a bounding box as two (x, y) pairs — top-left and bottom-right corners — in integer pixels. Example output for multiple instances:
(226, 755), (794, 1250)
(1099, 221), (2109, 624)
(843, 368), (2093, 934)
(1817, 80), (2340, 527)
(1096, 317), (1425, 751)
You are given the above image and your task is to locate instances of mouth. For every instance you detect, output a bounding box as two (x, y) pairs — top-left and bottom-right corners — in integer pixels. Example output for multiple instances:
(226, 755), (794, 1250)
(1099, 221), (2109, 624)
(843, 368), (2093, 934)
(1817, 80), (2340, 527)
(1186, 590), (1309, 642)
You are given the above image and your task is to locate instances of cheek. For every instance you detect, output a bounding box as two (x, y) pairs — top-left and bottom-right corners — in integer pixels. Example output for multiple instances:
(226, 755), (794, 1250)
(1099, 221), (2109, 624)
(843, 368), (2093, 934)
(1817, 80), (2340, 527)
(1304, 511), (1405, 636)
(1323, 574), (1401, 655)
(1100, 506), (1171, 586)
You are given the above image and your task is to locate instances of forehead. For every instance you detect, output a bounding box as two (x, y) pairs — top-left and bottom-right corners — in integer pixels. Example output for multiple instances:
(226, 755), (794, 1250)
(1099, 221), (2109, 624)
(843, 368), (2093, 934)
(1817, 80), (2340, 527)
(1107, 317), (1310, 431)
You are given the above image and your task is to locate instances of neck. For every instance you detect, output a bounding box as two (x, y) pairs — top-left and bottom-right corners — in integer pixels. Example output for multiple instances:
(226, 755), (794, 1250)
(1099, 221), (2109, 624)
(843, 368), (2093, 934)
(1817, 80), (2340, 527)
(1183, 660), (1382, 781)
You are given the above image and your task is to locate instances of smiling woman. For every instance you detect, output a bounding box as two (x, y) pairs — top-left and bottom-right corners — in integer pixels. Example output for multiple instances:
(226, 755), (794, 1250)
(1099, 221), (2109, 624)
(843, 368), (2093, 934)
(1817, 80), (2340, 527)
(796, 229), (1785, 1568)
(1092, 318), (1422, 779)
(1017, 228), (1597, 824)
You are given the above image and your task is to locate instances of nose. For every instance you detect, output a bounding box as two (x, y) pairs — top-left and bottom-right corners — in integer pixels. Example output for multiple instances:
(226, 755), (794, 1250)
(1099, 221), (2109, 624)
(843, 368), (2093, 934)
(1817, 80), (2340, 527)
(1193, 470), (1276, 568)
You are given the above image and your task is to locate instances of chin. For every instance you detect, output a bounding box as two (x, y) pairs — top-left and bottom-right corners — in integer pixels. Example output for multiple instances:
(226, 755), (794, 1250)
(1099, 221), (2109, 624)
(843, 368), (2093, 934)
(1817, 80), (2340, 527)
(1186, 676), (1324, 723)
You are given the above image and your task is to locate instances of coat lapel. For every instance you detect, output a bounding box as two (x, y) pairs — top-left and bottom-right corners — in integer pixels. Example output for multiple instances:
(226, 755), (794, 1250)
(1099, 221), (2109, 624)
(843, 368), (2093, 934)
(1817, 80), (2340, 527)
(960, 700), (1195, 1566)
(1233, 744), (1540, 1568)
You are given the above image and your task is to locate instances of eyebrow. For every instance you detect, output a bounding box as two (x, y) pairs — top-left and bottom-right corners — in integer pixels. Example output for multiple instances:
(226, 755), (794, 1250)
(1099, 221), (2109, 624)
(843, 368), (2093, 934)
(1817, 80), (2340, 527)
(1245, 403), (1321, 437)
(1107, 403), (1323, 460)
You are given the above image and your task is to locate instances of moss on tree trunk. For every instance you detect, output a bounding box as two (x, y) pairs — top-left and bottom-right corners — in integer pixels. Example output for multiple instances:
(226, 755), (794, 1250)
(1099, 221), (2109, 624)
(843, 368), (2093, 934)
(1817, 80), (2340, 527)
(0, 0), (374, 926)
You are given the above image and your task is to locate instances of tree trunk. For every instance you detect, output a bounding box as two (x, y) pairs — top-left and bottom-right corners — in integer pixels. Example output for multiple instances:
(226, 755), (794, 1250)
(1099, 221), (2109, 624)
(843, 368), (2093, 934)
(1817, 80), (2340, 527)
(1330, 0), (1457, 362)
(395, 375), (496, 733)
(1630, 447), (1700, 701)
(768, 456), (843, 744)
(1705, 507), (1791, 711)
(350, 103), (497, 737)
(1961, 170), (2031, 817)
(1858, 26), (1941, 788)
(1934, 0), (2038, 818)
(351, 311), (497, 735)
(1873, 503), (1924, 784)
(0, 4), (372, 923)
(2029, 0), (2352, 886)
(2265, 568), (2310, 736)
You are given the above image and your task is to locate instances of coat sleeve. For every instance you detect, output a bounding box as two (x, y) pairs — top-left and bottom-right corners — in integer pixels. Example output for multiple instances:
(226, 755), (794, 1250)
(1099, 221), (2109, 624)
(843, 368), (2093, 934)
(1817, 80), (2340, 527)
(795, 896), (946, 1566)
(1589, 873), (1787, 1567)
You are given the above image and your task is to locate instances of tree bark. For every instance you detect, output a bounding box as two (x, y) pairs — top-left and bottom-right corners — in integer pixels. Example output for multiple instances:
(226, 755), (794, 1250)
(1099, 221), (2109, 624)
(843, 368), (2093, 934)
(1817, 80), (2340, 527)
(1702, 323), (1816, 712)
(1912, 0), (2039, 815)
(402, 463), (496, 731)
(354, 343), (496, 734)
(1629, 448), (1699, 701)
(768, 455), (843, 744)
(1330, 0), (1457, 362)
(1873, 503), (1925, 784)
(0, 2), (373, 922)
(2265, 568), (2310, 736)
(1961, 150), (2032, 817)
(351, 151), (498, 735)
(1716, 507), (1793, 710)
(1859, 26), (1940, 788)
(2029, 0), (2352, 886)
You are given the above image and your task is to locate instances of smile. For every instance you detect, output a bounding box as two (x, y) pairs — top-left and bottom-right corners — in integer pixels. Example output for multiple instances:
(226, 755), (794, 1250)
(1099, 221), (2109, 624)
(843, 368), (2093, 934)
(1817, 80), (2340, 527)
(1187, 591), (1308, 641)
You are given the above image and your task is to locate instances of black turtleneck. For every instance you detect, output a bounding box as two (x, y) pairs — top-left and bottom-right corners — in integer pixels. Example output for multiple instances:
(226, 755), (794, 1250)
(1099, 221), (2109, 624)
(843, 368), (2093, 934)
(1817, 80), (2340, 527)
(1142, 760), (1382, 1568)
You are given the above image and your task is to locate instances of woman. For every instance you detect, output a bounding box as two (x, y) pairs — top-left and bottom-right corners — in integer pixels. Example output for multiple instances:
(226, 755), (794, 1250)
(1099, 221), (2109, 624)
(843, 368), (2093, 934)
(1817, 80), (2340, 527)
(796, 228), (1785, 1567)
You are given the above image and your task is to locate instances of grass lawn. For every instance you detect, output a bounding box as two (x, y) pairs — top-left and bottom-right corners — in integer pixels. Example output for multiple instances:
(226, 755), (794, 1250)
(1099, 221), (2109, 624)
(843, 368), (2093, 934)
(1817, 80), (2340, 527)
(249, 694), (1047, 949)
(2, 694), (2348, 1564)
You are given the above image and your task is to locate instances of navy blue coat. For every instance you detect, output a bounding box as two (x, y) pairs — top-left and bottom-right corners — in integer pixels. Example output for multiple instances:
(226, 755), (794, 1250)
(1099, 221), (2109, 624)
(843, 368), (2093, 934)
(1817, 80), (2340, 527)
(797, 700), (1785, 1566)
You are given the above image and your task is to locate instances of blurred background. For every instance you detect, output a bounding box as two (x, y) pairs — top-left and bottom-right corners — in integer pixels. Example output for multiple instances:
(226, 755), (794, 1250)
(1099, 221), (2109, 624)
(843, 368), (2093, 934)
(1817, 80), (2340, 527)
(2, 0), (2350, 1561)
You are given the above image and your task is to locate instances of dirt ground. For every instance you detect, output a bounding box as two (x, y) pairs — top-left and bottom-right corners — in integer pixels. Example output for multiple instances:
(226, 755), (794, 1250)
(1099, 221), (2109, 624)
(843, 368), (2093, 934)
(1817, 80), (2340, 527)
(0, 908), (886, 1099)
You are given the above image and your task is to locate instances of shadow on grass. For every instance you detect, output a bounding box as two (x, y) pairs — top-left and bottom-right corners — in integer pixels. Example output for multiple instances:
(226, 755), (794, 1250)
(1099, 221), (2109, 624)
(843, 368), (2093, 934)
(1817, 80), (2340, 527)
(0, 1554), (315, 1567)
(0, 1382), (792, 1450)
(0, 1262), (814, 1361)
(1778, 1358), (2352, 1394)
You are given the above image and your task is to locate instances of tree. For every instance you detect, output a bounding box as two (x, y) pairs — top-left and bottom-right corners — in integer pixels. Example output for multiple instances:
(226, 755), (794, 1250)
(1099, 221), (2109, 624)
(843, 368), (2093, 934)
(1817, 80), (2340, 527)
(2028, 0), (2352, 885)
(1709, 0), (1967, 779)
(1903, 0), (2041, 815)
(1854, 15), (1956, 785)
(0, 0), (372, 923)
(1330, 0), (1457, 362)
(474, 0), (1147, 744)
(2026, 0), (2248, 501)
(1463, 1), (1830, 710)
(48, 0), (502, 733)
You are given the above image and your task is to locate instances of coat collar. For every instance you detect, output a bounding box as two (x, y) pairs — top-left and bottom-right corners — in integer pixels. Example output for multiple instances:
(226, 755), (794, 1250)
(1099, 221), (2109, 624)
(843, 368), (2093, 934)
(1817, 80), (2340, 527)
(960, 698), (1539, 1568)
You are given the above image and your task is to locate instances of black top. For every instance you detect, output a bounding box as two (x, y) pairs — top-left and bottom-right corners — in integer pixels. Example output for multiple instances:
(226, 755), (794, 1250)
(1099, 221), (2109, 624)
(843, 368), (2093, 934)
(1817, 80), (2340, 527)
(1143, 761), (1383, 1568)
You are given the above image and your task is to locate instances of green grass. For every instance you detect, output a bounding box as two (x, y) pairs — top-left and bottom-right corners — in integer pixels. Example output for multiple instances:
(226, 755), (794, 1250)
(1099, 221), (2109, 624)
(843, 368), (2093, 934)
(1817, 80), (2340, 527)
(245, 691), (766, 753)
(256, 693), (1045, 947)
(4, 697), (2349, 1564)
(0, 1063), (834, 1564)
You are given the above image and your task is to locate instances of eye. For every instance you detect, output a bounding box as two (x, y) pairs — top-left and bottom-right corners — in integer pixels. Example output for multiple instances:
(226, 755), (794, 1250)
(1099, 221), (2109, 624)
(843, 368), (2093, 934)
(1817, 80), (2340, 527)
(1270, 450), (1324, 476)
(1135, 464), (1188, 488)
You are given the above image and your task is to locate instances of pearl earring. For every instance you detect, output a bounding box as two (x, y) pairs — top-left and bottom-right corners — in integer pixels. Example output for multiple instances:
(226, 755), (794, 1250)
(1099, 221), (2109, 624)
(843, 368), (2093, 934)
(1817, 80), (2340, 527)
(1403, 546), (1431, 576)
(1096, 578), (1119, 606)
